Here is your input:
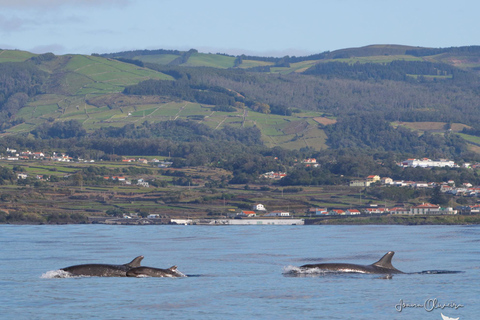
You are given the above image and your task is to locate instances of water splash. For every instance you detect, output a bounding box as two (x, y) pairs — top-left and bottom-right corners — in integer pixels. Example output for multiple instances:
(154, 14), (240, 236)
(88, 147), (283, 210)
(282, 265), (334, 277)
(41, 270), (77, 279)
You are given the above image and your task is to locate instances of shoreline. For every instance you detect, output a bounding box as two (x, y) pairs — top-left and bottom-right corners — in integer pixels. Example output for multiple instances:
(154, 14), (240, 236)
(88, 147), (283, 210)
(1, 214), (480, 225)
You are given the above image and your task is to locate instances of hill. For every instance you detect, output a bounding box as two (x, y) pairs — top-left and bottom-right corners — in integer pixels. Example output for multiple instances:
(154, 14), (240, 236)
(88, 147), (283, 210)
(99, 44), (480, 74)
(2, 45), (480, 160)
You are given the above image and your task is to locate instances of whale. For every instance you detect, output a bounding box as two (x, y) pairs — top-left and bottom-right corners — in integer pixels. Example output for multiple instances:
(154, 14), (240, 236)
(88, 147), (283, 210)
(61, 256), (144, 277)
(126, 266), (185, 278)
(299, 251), (404, 274)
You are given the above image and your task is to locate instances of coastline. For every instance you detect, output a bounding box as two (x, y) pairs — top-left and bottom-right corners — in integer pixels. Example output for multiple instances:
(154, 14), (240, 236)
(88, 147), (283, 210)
(1, 214), (480, 225)
(304, 214), (480, 225)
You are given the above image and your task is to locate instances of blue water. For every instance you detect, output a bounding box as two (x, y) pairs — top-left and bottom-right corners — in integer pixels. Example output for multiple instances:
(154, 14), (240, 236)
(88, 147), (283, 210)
(1, 225), (478, 320)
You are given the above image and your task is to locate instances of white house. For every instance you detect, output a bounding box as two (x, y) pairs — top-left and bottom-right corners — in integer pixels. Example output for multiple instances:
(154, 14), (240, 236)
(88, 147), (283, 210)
(401, 158), (456, 168)
(414, 182), (429, 188)
(410, 203), (440, 215)
(137, 179), (149, 187)
(381, 177), (393, 185)
(389, 207), (409, 214)
(253, 203), (266, 211)
(345, 209), (361, 215)
(350, 180), (371, 187)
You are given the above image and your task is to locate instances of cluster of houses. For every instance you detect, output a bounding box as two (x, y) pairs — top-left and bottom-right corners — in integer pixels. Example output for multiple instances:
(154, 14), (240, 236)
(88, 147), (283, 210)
(3, 149), (77, 162)
(236, 202), (461, 218)
(350, 174), (480, 194)
(350, 174), (444, 188)
(121, 158), (172, 167)
(260, 171), (287, 180)
(102, 176), (150, 187)
(301, 158), (320, 167)
(2, 148), (174, 168)
(309, 203), (458, 216)
(398, 158), (457, 168)
(260, 158), (321, 179)
(350, 174), (480, 198)
(398, 158), (480, 169)
(235, 203), (291, 217)
(440, 183), (480, 196)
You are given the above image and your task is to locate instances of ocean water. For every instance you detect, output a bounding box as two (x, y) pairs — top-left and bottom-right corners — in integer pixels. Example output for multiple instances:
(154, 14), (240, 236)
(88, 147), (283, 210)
(0, 224), (478, 320)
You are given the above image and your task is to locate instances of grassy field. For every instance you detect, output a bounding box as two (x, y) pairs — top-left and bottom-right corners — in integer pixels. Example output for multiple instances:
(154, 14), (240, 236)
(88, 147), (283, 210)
(392, 121), (470, 132)
(0, 49), (36, 62)
(7, 74), (328, 150)
(457, 133), (480, 145)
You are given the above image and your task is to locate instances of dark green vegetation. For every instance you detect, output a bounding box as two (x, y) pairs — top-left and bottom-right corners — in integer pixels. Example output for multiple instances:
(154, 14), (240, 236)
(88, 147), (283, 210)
(2, 45), (480, 224)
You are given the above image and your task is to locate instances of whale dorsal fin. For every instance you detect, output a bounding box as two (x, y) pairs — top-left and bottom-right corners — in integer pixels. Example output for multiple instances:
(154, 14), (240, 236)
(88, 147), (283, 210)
(169, 266), (178, 271)
(125, 256), (144, 268)
(372, 251), (396, 269)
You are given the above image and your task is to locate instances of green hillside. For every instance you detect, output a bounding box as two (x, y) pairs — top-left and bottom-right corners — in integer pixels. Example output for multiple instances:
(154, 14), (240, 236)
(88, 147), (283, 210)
(0, 49), (36, 62)
(98, 44), (480, 74)
(3, 45), (480, 156)
(1, 52), (175, 134)
(0, 50), (328, 150)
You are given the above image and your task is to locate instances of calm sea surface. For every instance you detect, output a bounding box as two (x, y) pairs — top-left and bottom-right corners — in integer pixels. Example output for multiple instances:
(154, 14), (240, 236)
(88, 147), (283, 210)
(1, 224), (478, 320)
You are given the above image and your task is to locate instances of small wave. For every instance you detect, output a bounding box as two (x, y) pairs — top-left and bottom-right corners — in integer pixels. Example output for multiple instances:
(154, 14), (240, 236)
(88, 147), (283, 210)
(415, 270), (464, 274)
(175, 271), (187, 278)
(41, 270), (77, 279)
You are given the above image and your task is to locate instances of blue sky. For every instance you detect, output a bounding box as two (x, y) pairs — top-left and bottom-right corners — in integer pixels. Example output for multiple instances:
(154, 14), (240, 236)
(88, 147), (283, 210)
(0, 0), (478, 56)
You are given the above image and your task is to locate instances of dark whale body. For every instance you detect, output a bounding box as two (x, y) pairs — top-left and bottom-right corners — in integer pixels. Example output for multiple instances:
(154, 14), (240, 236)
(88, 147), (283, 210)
(127, 266), (184, 277)
(61, 256), (144, 277)
(300, 251), (404, 274)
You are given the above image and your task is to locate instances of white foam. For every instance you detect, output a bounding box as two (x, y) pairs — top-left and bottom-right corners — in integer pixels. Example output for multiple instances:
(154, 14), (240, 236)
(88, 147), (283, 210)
(282, 265), (333, 276)
(41, 269), (76, 279)
(174, 270), (187, 278)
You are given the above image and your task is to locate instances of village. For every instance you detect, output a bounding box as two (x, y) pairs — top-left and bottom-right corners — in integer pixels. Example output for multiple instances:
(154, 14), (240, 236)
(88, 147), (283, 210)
(3, 149), (480, 224)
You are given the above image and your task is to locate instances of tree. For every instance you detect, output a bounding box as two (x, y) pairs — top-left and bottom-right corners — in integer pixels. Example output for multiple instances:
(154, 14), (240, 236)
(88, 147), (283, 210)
(251, 102), (271, 114)
(429, 186), (449, 206)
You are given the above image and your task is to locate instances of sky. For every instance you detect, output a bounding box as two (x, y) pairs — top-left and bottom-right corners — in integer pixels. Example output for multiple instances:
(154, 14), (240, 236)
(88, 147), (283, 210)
(0, 0), (479, 57)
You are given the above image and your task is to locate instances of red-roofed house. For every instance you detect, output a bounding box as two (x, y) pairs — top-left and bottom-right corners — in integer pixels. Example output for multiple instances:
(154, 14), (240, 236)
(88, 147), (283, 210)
(238, 211), (256, 217)
(365, 208), (388, 214)
(309, 207), (328, 215)
(410, 203), (440, 215)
